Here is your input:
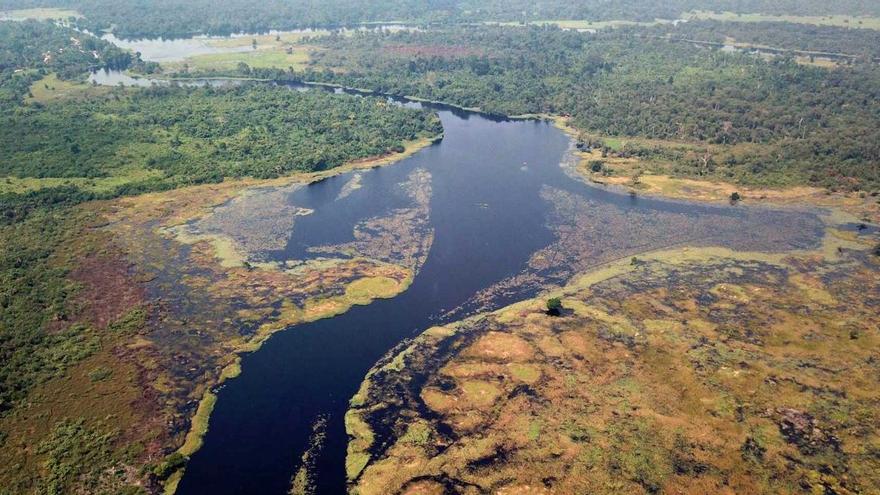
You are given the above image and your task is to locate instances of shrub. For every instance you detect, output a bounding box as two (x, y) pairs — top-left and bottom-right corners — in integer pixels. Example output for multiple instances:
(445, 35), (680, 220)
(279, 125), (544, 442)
(741, 436), (766, 463)
(546, 297), (563, 315)
(152, 452), (188, 479)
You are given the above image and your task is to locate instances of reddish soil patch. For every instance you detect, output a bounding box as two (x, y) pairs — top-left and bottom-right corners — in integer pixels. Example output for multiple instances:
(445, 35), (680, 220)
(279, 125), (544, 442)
(385, 44), (484, 58)
(69, 252), (146, 330)
(462, 331), (535, 362)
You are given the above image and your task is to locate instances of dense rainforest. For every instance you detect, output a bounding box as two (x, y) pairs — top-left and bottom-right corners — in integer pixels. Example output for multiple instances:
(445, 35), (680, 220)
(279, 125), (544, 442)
(2, 0), (880, 38)
(1, 84), (441, 193)
(295, 26), (880, 191)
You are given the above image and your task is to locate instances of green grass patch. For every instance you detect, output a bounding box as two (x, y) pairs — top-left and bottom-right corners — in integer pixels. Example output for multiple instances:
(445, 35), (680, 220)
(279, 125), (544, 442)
(170, 47), (312, 72)
(0, 166), (165, 195)
(508, 363), (541, 384)
(26, 73), (103, 104)
(346, 452), (370, 481)
(399, 421), (431, 445)
(602, 137), (625, 151)
(205, 31), (331, 49)
(528, 420), (542, 442)
(345, 411), (375, 452)
(178, 391), (217, 456)
(344, 276), (402, 302)
(0, 8), (80, 21)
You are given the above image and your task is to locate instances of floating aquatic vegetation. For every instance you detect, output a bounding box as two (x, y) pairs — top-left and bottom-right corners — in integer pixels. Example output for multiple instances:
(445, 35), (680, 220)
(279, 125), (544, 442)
(337, 173), (364, 201)
(290, 415), (329, 495)
(60, 160), (437, 490)
(453, 185), (825, 317)
(165, 182), (316, 267)
(309, 168), (434, 272)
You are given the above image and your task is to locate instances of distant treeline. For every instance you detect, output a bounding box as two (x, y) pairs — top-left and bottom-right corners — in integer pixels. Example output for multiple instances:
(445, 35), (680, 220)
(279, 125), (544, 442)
(0, 20), (131, 76)
(297, 26), (879, 191)
(2, 0), (880, 38)
(634, 20), (880, 60)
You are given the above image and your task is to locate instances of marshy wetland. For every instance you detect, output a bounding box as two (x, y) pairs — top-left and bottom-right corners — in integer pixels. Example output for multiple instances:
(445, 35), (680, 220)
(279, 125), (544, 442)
(348, 235), (880, 495)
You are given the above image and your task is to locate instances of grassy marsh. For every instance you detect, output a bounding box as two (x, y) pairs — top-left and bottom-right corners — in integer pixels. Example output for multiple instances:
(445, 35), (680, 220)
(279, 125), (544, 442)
(157, 30), (329, 73)
(168, 46), (313, 73)
(25, 72), (110, 104)
(346, 229), (880, 494)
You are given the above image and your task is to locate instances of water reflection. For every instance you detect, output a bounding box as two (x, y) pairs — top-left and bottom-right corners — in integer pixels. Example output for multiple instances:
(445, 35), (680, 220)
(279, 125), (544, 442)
(88, 69), (243, 87)
(101, 25), (420, 63)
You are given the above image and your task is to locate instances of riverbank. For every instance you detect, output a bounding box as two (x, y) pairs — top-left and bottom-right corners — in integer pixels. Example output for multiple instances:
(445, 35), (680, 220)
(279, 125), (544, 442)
(82, 70), (877, 227)
(548, 117), (880, 225)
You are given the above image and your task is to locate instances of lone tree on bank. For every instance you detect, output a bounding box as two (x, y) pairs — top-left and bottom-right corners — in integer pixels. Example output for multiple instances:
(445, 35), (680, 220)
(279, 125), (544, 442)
(546, 297), (563, 316)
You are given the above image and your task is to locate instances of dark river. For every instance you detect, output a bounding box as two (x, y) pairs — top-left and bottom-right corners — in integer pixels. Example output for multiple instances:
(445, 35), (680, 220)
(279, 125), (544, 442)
(173, 98), (824, 494)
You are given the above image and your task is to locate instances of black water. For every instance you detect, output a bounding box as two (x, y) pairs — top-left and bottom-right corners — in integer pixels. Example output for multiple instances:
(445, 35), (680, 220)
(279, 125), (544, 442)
(176, 106), (822, 494)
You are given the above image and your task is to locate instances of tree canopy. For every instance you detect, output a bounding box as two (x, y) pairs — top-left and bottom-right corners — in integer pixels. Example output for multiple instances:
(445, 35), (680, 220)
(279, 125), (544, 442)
(2, 0), (880, 39)
(298, 25), (880, 190)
